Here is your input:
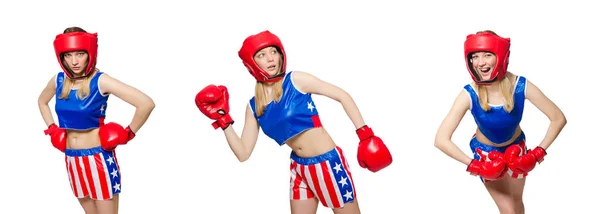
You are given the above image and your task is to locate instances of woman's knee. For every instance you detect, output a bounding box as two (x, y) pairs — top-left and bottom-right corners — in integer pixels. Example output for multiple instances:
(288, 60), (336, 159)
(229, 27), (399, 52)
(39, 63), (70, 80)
(498, 207), (519, 214)
(495, 196), (524, 214)
(512, 196), (524, 208)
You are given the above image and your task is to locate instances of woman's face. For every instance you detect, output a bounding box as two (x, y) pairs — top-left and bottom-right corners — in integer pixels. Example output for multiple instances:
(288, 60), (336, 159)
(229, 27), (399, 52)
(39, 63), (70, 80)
(253, 46), (282, 76)
(470, 51), (497, 81)
(62, 51), (89, 76)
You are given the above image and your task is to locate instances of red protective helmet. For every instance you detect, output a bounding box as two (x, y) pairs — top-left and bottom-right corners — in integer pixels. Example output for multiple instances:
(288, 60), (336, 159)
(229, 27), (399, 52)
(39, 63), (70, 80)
(53, 32), (98, 79)
(238, 30), (287, 82)
(464, 32), (511, 85)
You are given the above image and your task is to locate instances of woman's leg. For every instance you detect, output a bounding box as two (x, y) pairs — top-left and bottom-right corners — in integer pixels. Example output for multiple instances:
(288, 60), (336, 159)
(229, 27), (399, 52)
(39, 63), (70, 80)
(94, 194), (119, 214)
(332, 200), (360, 214)
(507, 177), (526, 214)
(114, 194), (120, 213)
(78, 197), (97, 214)
(290, 198), (320, 214)
(483, 176), (526, 214)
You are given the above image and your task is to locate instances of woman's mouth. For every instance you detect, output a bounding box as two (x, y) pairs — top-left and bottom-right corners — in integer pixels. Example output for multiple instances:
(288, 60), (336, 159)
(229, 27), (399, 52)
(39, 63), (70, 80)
(267, 65), (276, 70)
(480, 67), (491, 75)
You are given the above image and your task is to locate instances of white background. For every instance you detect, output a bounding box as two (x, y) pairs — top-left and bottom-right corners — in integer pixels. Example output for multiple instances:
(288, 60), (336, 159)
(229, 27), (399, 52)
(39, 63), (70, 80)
(0, 0), (597, 213)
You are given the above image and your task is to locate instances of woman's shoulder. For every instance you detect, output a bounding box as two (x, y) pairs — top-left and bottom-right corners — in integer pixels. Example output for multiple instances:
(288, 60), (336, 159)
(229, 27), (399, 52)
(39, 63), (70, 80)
(463, 80), (476, 91)
(95, 69), (107, 77)
(96, 70), (114, 81)
(506, 71), (525, 81)
(287, 70), (320, 86)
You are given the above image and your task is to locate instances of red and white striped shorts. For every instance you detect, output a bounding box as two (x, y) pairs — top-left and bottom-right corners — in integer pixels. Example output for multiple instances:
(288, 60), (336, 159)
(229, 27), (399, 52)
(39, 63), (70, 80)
(64, 146), (122, 200)
(289, 146), (356, 209)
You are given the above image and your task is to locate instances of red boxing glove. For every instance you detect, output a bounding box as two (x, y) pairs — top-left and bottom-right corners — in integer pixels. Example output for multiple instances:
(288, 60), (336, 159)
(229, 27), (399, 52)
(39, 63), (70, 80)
(195, 84), (234, 130)
(467, 150), (508, 181)
(356, 125), (393, 173)
(528, 146), (547, 163)
(99, 122), (135, 151)
(505, 145), (547, 174)
(44, 123), (67, 152)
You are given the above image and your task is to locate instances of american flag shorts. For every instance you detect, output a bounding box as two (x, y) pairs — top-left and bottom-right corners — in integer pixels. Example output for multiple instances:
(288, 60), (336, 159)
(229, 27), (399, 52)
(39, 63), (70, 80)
(289, 146), (356, 209)
(469, 133), (528, 183)
(64, 146), (122, 200)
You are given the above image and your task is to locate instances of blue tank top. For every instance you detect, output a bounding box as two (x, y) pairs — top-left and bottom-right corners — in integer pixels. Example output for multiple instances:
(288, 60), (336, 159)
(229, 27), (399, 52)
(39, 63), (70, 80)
(464, 76), (527, 144)
(249, 71), (322, 146)
(55, 71), (109, 130)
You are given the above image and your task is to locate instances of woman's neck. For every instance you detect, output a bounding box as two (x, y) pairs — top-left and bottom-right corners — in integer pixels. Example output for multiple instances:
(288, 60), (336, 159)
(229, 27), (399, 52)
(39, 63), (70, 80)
(484, 81), (501, 92)
(263, 81), (276, 86)
(263, 85), (273, 96)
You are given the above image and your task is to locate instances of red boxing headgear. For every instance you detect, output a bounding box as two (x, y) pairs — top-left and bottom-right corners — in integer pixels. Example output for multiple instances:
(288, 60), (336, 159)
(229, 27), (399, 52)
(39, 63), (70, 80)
(464, 32), (511, 85)
(53, 32), (98, 79)
(238, 30), (287, 82)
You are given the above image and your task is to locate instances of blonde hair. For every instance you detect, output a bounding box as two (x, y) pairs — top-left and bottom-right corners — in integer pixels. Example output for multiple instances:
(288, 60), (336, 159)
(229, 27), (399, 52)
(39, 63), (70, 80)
(254, 56), (285, 117)
(58, 71), (96, 100)
(57, 26), (96, 101)
(472, 29), (515, 112)
(476, 72), (515, 112)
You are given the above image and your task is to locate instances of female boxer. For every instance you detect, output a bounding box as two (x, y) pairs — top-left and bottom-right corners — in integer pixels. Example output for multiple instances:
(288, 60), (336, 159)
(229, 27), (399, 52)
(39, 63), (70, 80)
(195, 30), (393, 214)
(37, 26), (155, 214)
(434, 30), (567, 214)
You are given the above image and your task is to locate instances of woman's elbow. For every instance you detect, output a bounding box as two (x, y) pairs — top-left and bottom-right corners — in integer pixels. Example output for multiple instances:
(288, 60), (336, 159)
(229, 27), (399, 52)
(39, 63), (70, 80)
(147, 99), (156, 111)
(140, 97), (156, 111)
(434, 140), (443, 149)
(38, 92), (51, 106)
(237, 154), (250, 163)
(556, 114), (567, 127)
(551, 111), (567, 126)
(434, 135), (448, 149)
(338, 91), (354, 103)
(38, 98), (51, 108)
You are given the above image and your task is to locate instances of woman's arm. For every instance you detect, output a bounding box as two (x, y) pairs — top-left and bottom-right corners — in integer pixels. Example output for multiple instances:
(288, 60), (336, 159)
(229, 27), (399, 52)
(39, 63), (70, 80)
(525, 80), (567, 150)
(38, 75), (57, 127)
(292, 71), (365, 129)
(99, 74), (155, 133)
(434, 90), (473, 165)
(223, 104), (261, 162)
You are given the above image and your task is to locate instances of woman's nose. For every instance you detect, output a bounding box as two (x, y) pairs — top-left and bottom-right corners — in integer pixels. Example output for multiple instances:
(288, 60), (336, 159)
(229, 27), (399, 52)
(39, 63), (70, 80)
(476, 58), (487, 67)
(266, 53), (275, 62)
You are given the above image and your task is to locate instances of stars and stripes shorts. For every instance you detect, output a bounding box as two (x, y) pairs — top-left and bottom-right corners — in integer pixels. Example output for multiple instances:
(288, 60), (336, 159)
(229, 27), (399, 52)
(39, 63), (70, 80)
(64, 146), (122, 200)
(289, 146), (356, 209)
(469, 132), (528, 183)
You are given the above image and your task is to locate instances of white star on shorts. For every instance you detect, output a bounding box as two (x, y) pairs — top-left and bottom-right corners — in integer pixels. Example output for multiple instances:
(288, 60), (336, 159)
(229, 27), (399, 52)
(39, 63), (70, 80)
(333, 162), (342, 173)
(344, 190), (353, 200)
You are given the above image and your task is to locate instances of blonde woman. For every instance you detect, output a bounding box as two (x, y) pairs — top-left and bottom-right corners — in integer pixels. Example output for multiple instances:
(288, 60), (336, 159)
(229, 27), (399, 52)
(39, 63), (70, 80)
(195, 30), (393, 214)
(434, 30), (567, 213)
(38, 26), (155, 214)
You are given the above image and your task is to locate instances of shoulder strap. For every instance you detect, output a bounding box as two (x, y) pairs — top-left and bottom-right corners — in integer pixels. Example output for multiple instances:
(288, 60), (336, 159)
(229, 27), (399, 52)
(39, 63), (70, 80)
(513, 76), (527, 106)
(249, 97), (258, 118)
(463, 84), (479, 109)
